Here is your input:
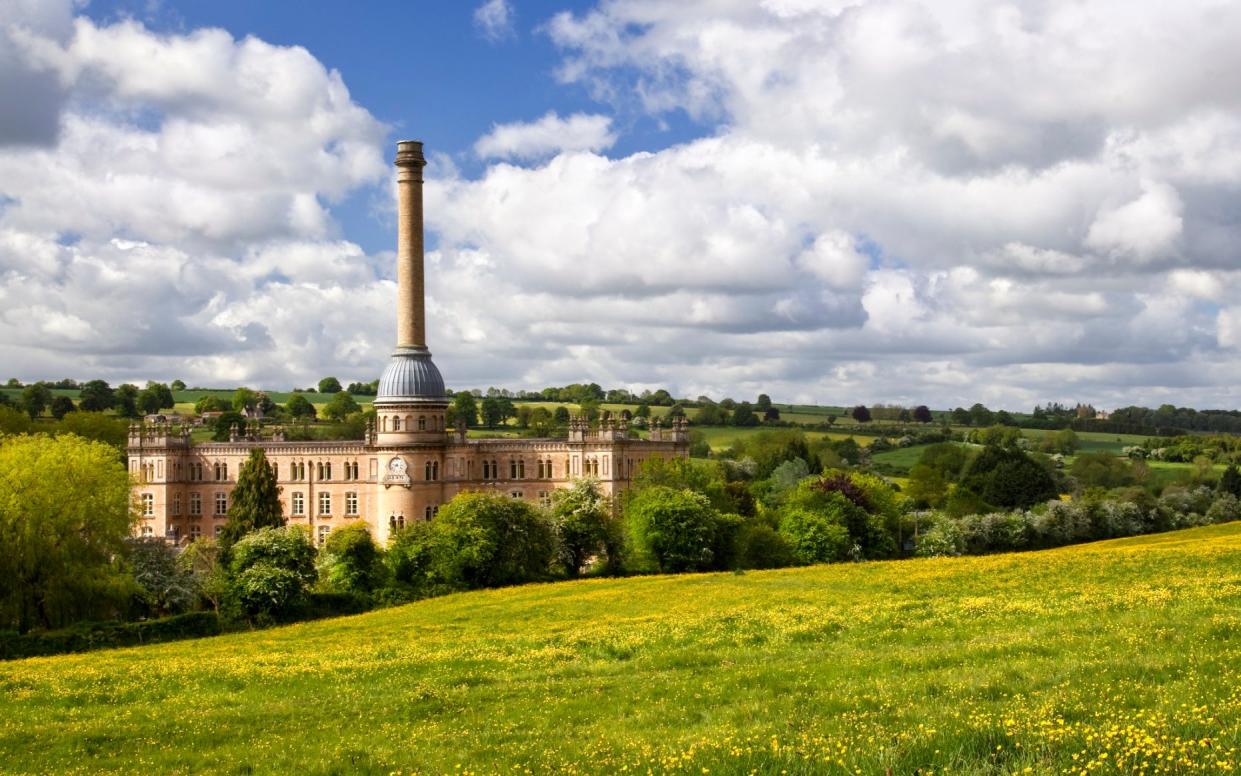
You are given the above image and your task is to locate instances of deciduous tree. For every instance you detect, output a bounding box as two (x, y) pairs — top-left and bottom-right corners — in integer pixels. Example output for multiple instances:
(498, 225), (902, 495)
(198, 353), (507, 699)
(0, 434), (135, 632)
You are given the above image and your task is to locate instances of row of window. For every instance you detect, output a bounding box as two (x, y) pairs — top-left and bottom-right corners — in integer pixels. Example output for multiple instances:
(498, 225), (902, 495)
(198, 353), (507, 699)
(289, 491), (359, 517)
(157, 490), (363, 518)
(382, 414), (442, 432)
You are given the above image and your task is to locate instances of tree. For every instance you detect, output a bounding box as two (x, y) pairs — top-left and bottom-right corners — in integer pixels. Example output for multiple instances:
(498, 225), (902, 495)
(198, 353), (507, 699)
(229, 527), (317, 621)
(550, 479), (613, 576)
(951, 407), (972, 426)
(756, 393), (772, 412)
(651, 389), (674, 406)
(1070, 452), (1135, 491)
(851, 405), (872, 424)
(318, 524), (384, 594)
(232, 387), (258, 413)
(695, 403), (727, 425)
(778, 507), (851, 565)
(960, 446), (1057, 509)
(178, 538), (229, 612)
(480, 396), (508, 428)
(219, 448), (284, 549)
(19, 383), (51, 419)
(0, 434), (135, 632)
(913, 405), (933, 423)
(634, 402), (651, 419)
(430, 492), (557, 588)
(897, 408), (912, 423)
(318, 376), (343, 394)
(906, 464), (948, 508)
(211, 411), (246, 442)
(145, 382), (175, 411)
(322, 391), (360, 422)
(127, 537), (196, 617)
(194, 394), (227, 414)
(285, 394), (317, 420)
(57, 411), (128, 451)
(451, 392), (478, 428)
(969, 403), (995, 427)
(137, 387), (164, 415)
(170, 379), (186, 392)
(78, 380), (115, 412)
(732, 402), (759, 427)
(113, 384), (139, 419)
(49, 395), (76, 420)
(624, 486), (719, 573)
(1219, 464), (1241, 499)
(764, 407), (781, 422)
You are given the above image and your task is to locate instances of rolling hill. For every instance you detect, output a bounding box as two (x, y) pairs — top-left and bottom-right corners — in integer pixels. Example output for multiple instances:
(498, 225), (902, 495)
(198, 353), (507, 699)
(3, 525), (1241, 774)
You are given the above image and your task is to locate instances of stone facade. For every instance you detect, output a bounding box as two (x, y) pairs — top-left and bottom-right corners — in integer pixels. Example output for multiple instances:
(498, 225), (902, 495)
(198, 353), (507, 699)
(128, 139), (688, 545)
(128, 418), (687, 546)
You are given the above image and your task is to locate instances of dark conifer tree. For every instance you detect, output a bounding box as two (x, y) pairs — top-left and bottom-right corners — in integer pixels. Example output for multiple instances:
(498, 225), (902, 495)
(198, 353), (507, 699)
(220, 448), (285, 550)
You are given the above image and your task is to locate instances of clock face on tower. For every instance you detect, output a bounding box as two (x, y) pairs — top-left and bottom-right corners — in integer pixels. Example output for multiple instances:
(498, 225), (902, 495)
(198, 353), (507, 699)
(383, 456), (411, 488)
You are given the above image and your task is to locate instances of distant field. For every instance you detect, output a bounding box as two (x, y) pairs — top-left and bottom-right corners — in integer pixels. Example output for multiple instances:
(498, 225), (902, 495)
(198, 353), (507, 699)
(695, 426), (874, 451)
(3, 524), (1240, 773)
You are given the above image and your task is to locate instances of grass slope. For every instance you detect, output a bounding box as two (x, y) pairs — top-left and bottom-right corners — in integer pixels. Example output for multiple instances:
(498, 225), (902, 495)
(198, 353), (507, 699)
(4, 526), (1241, 774)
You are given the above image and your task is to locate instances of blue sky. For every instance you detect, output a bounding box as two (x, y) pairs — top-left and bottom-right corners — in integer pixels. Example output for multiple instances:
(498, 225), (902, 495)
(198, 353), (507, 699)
(3, 0), (1241, 409)
(80, 0), (707, 255)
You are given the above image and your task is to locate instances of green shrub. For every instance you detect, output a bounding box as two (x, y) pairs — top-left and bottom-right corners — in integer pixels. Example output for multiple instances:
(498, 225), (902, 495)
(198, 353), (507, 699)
(431, 493), (557, 588)
(228, 527), (317, 621)
(0, 611), (221, 660)
(778, 507), (850, 565)
(736, 523), (795, 569)
(318, 523), (385, 594)
(624, 486), (720, 573)
(914, 517), (965, 558)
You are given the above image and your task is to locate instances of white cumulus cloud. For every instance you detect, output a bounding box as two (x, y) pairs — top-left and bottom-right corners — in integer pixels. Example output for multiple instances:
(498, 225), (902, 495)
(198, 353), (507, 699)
(474, 112), (617, 160)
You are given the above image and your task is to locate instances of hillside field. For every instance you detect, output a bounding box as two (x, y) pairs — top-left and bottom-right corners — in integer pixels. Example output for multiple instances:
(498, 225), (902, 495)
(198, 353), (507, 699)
(3, 525), (1241, 774)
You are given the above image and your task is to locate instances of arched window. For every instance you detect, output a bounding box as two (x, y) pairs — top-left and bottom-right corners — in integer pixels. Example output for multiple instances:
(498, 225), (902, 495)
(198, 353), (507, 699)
(418, 416), (427, 431)
(392, 416), (400, 431)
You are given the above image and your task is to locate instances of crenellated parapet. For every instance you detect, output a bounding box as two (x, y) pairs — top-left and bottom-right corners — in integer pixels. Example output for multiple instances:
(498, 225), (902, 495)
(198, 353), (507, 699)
(127, 421), (192, 450)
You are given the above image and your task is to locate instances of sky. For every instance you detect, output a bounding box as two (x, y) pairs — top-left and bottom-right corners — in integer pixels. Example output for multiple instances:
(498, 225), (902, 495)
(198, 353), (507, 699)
(2, 0), (1241, 411)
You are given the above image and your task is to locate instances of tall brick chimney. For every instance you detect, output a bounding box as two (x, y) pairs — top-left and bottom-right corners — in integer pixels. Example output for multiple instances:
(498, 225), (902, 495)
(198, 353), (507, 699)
(394, 140), (427, 348)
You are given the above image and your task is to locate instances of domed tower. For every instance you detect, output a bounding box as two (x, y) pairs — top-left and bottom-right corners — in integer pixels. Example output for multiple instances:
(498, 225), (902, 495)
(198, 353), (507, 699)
(374, 141), (448, 539)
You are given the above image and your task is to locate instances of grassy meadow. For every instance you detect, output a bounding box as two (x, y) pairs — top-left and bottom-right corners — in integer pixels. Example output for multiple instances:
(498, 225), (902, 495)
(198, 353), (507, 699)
(3, 523), (1240, 774)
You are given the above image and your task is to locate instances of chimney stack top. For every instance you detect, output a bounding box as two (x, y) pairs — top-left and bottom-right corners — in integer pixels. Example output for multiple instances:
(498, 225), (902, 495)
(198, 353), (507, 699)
(395, 140), (426, 168)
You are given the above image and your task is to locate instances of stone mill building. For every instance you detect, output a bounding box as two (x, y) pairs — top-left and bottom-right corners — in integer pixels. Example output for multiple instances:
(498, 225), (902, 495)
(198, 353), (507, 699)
(128, 140), (688, 545)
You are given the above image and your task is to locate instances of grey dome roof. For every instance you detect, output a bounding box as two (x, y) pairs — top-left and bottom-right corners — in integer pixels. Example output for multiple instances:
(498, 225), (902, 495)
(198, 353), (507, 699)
(375, 346), (447, 403)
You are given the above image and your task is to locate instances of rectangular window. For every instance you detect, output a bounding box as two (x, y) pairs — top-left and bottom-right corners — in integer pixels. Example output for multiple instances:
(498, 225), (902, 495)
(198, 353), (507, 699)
(214, 525), (223, 537)
(345, 492), (358, 516)
(214, 492), (227, 516)
(189, 524), (201, 539)
(291, 492), (304, 515)
(189, 492), (202, 516)
(171, 493), (182, 516)
(510, 490), (523, 499)
(539, 491), (551, 507)
(141, 493), (154, 517)
(318, 492), (331, 516)
(167, 525), (180, 540)
(317, 525), (331, 546)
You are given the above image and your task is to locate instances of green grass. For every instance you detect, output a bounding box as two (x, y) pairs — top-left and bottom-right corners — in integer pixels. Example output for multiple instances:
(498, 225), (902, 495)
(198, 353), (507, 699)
(4, 525), (1241, 774)
(695, 426), (860, 451)
(869, 443), (932, 473)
